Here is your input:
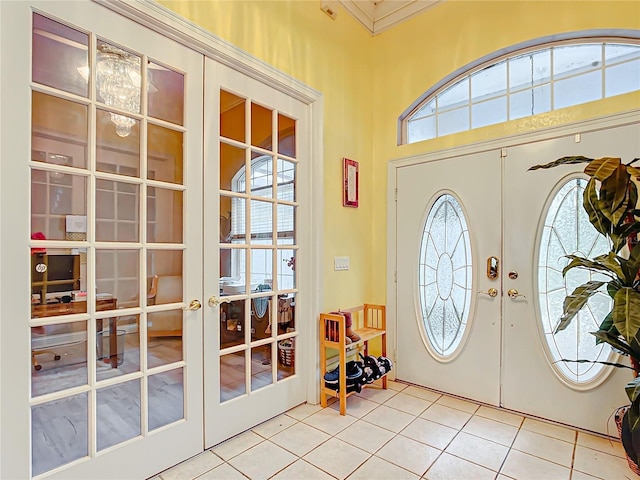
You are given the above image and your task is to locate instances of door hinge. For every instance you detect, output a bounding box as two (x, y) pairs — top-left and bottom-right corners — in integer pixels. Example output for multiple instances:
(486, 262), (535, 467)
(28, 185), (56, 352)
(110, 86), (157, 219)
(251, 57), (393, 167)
(500, 147), (508, 158)
(394, 271), (397, 283)
(394, 188), (398, 202)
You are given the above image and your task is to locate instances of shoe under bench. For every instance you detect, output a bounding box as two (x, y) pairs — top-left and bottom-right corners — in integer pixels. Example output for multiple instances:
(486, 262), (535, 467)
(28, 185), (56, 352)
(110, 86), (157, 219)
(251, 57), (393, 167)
(319, 303), (387, 415)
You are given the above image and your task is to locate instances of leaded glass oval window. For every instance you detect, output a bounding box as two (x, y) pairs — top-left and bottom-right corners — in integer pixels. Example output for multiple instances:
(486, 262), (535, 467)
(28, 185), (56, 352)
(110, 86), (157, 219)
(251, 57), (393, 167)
(538, 178), (614, 384)
(419, 194), (472, 357)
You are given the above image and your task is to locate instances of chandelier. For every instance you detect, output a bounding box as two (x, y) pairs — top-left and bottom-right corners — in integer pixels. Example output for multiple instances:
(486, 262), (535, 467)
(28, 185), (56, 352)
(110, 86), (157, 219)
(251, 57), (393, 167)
(95, 44), (143, 138)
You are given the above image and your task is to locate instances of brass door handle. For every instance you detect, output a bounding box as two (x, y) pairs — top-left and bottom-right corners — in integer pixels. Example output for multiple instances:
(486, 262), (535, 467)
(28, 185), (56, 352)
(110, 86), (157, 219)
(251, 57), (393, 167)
(208, 296), (232, 308)
(184, 299), (202, 311)
(478, 288), (498, 298)
(507, 289), (526, 299)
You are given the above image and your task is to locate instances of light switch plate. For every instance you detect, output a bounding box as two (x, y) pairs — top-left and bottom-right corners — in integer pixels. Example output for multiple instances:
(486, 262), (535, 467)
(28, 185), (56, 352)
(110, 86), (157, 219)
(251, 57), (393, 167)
(334, 256), (350, 271)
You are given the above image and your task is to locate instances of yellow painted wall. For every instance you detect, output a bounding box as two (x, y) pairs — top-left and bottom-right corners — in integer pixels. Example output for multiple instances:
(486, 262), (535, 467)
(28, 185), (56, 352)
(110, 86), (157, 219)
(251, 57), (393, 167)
(160, 0), (374, 310)
(159, 0), (639, 309)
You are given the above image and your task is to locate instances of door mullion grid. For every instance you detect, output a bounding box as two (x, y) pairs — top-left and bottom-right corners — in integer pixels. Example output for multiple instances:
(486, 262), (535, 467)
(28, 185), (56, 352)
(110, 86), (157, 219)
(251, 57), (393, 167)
(270, 109), (279, 376)
(87, 30), (99, 460)
(139, 56), (150, 438)
(244, 98), (252, 395)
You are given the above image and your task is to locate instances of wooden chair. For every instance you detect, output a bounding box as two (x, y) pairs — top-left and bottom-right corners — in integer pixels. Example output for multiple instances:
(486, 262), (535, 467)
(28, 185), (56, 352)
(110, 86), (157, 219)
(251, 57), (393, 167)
(147, 274), (183, 338)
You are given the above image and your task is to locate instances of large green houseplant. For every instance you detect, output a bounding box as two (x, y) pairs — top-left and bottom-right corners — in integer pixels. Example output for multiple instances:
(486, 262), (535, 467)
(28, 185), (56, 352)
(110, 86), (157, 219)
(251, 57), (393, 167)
(530, 155), (640, 465)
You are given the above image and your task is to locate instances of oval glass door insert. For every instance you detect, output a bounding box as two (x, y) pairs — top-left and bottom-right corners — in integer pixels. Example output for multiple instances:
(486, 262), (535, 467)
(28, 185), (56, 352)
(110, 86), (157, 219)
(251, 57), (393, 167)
(538, 178), (614, 384)
(419, 193), (472, 357)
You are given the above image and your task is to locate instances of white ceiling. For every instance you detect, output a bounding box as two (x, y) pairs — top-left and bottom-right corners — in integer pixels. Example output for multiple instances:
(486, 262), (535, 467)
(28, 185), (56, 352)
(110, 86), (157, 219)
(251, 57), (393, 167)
(337, 0), (444, 35)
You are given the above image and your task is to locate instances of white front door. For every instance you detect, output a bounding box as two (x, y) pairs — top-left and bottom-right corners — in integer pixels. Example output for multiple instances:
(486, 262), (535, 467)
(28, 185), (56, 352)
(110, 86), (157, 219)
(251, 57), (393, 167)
(202, 60), (309, 446)
(501, 123), (637, 433)
(396, 149), (503, 406)
(395, 120), (638, 435)
(1, 2), (204, 478)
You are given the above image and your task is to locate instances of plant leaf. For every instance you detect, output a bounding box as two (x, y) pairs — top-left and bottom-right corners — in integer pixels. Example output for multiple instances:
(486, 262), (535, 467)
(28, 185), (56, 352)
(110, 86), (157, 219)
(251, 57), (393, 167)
(584, 157), (622, 181)
(558, 358), (634, 370)
(629, 166), (640, 179)
(555, 281), (605, 332)
(592, 252), (626, 281)
(612, 287), (640, 340)
(562, 254), (619, 279)
(584, 179), (611, 237)
(591, 330), (632, 355)
(628, 397), (640, 433)
(598, 165), (631, 226)
(528, 156), (593, 171)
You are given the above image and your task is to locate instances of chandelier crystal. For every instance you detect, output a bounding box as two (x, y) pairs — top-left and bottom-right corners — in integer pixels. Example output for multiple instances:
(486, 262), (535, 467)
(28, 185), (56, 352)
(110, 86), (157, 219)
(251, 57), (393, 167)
(95, 44), (142, 138)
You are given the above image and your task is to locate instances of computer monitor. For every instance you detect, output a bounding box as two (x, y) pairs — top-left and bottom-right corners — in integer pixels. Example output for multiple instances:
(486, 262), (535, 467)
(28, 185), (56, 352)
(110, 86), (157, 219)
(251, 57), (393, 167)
(31, 253), (81, 303)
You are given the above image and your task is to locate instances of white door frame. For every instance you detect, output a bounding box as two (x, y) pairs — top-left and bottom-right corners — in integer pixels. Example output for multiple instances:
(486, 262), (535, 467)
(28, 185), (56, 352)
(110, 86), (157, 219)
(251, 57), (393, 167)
(387, 110), (640, 387)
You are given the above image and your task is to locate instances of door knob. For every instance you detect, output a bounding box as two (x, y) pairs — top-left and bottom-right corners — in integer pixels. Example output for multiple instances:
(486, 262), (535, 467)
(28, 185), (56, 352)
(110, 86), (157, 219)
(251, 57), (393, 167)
(184, 299), (202, 311)
(208, 296), (232, 308)
(478, 288), (498, 298)
(507, 289), (526, 299)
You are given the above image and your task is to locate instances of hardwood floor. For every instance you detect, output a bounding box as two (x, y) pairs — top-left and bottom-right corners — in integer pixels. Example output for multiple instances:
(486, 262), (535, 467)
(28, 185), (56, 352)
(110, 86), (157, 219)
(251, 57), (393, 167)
(30, 332), (295, 475)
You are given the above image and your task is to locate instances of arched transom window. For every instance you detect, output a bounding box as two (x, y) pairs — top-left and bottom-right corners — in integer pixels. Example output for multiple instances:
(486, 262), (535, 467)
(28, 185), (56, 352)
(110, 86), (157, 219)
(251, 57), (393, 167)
(401, 38), (640, 144)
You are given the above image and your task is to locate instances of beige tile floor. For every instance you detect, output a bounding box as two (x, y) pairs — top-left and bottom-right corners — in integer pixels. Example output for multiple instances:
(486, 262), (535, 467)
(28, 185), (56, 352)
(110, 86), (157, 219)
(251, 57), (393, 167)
(155, 381), (634, 480)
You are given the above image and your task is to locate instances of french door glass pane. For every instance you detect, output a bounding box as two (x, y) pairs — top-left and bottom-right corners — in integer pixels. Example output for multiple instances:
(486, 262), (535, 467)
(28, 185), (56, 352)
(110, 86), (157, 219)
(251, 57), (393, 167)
(220, 143), (246, 191)
(277, 159), (296, 202)
(32, 393), (88, 476)
(250, 152), (274, 199)
(277, 249), (296, 290)
(149, 188), (183, 243)
(277, 114), (296, 158)
(31, 321), (88, 396)
(96, 315), (141, 381)
(96, 249), (140, 308)
(220, 299), (247, 348)
(220, 352), (246, 402)
(148, 369), (184, 430)
(251, 102), (272, 147)
(97, 109), (141, 176)
(148, 61), (184, 126)
(251, 345), (273, 391)
(147, 312), (183, 368)
(32, 13), (89, 98)
(97, 379), (141, 451)
(250, 199), (273, 243)
(220, 90), (246, 143)
(95, 179), (139, 242)
(148, 124), (183, 184)
(32, 95), (88, 170)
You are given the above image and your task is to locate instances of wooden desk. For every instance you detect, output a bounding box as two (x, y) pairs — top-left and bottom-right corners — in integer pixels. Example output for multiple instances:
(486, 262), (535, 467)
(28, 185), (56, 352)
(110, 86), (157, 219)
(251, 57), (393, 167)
(32, 298), (119, 367)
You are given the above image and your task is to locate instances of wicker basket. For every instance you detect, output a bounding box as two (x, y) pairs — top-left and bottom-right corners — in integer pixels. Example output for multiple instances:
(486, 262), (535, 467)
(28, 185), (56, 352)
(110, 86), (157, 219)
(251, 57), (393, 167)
(278, 339), (294, 367)
(614, 406), (640, 476)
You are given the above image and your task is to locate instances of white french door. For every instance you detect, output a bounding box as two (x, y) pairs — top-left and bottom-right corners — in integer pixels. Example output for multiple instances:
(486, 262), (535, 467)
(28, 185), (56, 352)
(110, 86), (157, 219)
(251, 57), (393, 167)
(395, 120), (638, 435)
(203, 60), (309, 447)
(1, 2), (204, 478)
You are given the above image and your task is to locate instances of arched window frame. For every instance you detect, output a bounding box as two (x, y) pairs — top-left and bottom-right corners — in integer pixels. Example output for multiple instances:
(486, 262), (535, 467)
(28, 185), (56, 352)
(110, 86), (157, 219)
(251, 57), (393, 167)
(228, 154), (296, 289)
(399, 30), (640, 145)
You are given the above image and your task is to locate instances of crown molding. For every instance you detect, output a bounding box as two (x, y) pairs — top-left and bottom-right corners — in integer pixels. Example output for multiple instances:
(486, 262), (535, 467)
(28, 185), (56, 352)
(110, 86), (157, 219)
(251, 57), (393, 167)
(339, 0), (443, 35)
